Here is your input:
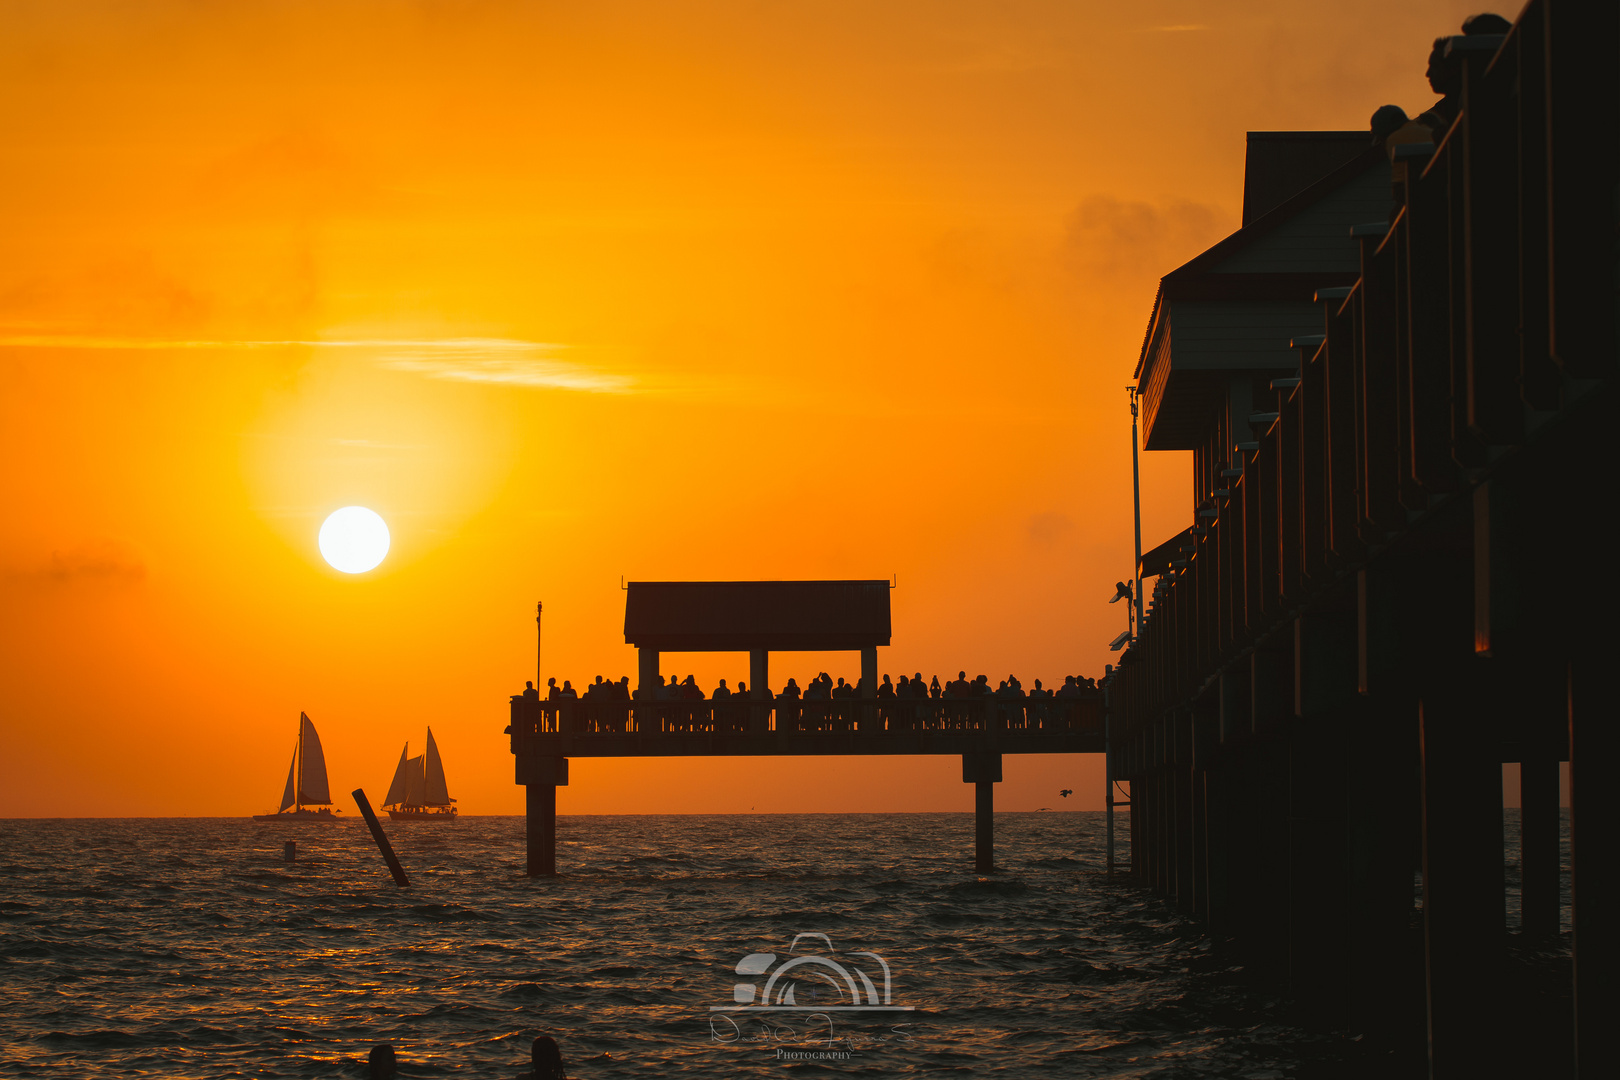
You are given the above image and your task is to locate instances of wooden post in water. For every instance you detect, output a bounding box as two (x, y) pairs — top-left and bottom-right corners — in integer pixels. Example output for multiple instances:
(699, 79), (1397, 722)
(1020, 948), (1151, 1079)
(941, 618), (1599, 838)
(283, 841), (296, 863)
(352, 788), (410, 887)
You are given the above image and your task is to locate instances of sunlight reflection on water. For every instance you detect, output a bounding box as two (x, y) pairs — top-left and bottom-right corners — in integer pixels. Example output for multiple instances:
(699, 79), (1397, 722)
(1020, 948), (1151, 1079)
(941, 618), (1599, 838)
(0, 813), (1341, 1078)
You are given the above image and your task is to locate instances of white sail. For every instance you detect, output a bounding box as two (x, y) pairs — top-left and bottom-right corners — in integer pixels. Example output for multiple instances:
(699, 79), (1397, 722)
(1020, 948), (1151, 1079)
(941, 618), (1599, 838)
(403, 754), (426, 808)
(297, 713), (332, 805)
(383, 743), (410, 808)
(424, 728), (452, 807)
(279, 746), (297, 811)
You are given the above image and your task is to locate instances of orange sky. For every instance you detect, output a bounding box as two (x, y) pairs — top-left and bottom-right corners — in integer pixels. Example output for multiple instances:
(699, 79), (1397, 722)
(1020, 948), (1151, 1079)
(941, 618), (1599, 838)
(0, 0), (1481, 817)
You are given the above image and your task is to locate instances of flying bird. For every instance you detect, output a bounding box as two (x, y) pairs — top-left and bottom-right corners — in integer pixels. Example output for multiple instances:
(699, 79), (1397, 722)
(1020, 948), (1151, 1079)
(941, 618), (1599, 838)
(1059, 789), (1073, 798)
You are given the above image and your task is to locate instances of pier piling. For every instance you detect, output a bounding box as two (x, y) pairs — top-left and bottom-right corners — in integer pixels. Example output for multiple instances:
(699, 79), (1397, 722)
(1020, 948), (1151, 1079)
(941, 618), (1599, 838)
(520, 755), (568, 877)
(963, 752), (1001, 874)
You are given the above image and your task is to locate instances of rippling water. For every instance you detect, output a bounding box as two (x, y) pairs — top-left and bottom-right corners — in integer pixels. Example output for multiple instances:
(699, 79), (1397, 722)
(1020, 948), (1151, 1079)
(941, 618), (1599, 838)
(2, 813), (1358, 1078)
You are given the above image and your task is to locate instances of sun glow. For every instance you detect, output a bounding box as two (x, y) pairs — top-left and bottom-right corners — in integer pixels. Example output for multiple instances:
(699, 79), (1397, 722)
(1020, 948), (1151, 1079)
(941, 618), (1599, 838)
(318, 507), (391, 574)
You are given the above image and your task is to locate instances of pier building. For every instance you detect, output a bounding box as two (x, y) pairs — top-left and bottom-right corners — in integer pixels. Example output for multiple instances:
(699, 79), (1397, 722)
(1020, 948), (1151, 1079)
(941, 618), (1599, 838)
(1106, 3), (1615, 1075)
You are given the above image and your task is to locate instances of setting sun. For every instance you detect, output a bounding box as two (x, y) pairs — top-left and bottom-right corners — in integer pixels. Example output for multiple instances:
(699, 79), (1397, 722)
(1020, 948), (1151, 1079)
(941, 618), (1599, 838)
(318, 506), (390, 574)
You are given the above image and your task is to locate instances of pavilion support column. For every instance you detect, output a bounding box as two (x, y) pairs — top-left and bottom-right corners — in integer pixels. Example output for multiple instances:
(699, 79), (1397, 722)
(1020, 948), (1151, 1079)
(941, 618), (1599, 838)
(860, 645), (878, 733)
(522, 756), (568, 878)
(964, 752), (1001, 874)
(749, 650), (770, 733)
(638, 648), (660, 695)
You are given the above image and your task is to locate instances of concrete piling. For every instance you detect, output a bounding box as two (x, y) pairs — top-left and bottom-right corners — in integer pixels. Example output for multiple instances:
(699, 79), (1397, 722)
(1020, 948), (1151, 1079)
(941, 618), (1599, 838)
(963, 752), (1001, 874)
(521, 756), (568, 877)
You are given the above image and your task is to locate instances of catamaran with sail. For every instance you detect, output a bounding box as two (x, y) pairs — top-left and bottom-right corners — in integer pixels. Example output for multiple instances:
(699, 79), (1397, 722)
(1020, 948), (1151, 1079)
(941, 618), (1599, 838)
(382, 727), (458, 820)
(254, 713), (342, 821)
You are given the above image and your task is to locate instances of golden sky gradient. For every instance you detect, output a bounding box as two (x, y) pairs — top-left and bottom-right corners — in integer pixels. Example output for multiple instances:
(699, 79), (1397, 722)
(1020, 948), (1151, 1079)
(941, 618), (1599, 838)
(1, 0), (1480, 817)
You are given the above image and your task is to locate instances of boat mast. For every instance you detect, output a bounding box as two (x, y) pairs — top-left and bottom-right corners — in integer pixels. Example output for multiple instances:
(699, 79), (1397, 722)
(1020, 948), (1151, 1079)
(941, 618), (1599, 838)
(295, 720), (302, 812)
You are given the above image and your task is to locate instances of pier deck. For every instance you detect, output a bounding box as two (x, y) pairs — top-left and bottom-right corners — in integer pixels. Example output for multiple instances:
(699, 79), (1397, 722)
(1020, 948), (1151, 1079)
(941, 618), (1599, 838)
(508, 693), (1102, 877)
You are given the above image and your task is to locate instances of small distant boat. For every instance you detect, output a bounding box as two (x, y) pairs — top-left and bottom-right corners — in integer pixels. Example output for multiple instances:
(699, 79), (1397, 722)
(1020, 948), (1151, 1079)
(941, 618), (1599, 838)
(383, 727), (458, 821)
(253, 713), (342, 822)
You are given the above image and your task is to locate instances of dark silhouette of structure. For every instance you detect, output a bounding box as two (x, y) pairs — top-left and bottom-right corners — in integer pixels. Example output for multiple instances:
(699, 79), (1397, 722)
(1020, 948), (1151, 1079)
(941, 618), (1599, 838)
(508, 580), (1103, 876)
(1106, 4), (1615, 1076)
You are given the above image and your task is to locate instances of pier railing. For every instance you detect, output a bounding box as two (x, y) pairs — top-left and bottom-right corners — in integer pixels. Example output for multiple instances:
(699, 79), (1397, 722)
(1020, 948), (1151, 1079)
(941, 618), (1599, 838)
(507, 693), (1102, 739)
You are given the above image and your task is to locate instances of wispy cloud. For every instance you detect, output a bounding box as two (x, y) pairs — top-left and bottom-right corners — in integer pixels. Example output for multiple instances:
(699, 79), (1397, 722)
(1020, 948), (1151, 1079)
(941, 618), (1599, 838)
(366, 339), (634, 393)
(1151, 24), (1210, 32)
(0, 334), (636, 393)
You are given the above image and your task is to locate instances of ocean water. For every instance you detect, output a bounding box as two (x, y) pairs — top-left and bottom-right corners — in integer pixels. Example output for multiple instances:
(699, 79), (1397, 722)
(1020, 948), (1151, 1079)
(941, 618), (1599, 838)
(3, 813), (1362, 1078)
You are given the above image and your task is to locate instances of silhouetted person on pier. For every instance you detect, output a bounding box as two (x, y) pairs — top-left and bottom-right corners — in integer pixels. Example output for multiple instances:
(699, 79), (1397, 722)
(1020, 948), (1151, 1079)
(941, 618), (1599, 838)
(523, 681), (540, 701)
(546, 677), (559, 700)
(713, 679), (731, 699)
(514, 1035), (568, 1080)
(367, 1044), (397, 1079)
(930, 675), (942, 699)
(778, 678), (802, 731)
(1416, 13), (1513, 135)
(1370, 103), (1409, 144)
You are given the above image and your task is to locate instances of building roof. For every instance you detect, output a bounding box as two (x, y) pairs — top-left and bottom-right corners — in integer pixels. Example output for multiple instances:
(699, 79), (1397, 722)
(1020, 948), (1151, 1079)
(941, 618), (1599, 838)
(623, 580), (893, 651)
(1241, 131), (1371, 225)
(1134, 141), (1389, 450)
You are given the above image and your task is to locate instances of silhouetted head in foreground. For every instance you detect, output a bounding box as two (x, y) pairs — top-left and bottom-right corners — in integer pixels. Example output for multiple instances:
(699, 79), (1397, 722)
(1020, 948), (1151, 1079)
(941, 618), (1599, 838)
(1461, 12), (1511, 35)
(367, 1044), (397, 1079)
(521, 1035), (567, 1080)
(1370, 104), (1409, 143)
(1427, 13), (1513, 94)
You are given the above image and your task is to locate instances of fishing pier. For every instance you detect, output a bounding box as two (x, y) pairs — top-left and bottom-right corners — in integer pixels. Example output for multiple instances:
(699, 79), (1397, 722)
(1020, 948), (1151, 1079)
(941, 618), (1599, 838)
(1106, 2), (1615, 1076)
(507, 580), (1103, 877)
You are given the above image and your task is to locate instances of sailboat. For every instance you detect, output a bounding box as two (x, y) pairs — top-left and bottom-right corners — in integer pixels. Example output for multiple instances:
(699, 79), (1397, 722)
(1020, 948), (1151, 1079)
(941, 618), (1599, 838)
(253, 713), (342, 821)
(382, 727), (458, 820)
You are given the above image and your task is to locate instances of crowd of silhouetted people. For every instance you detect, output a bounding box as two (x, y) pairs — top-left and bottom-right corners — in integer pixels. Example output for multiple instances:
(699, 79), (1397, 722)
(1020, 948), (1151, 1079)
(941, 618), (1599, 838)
(516, 670), (1101, 736)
